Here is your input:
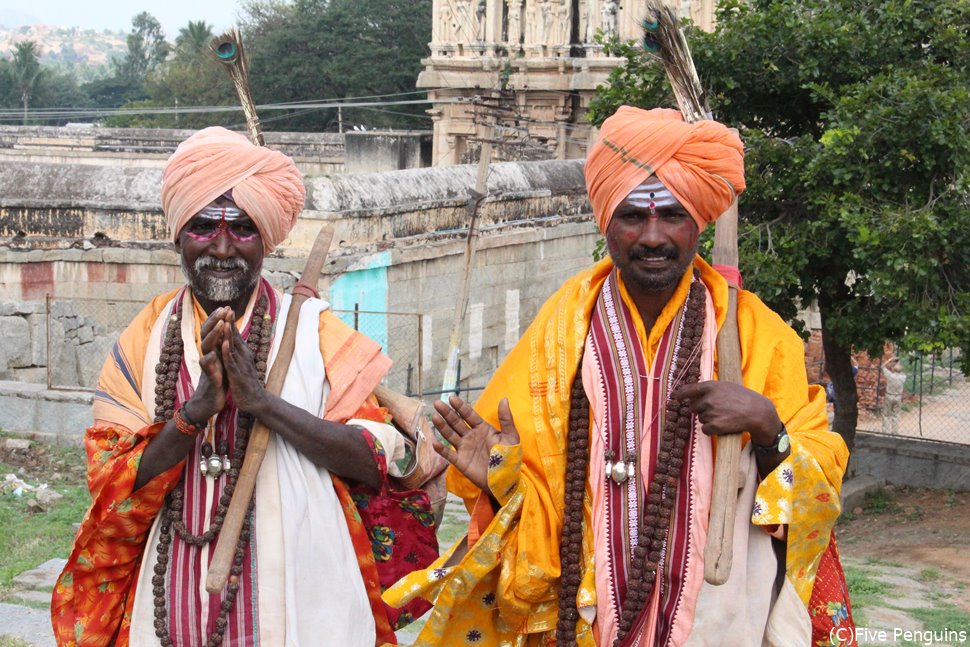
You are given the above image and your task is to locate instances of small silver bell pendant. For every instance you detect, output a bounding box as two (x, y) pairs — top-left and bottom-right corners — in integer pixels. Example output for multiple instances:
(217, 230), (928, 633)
(611, 460), (629, 484)
(206, 455), (225, 478)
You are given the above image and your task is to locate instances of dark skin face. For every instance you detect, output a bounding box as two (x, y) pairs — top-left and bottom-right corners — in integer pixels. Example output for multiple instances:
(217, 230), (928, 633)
(175, 197), (264, 316)
(604, 192), (700, 330)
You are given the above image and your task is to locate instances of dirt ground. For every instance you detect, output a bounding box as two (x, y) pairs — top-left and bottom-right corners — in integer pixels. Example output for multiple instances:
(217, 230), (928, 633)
(837, 484), (970, 611)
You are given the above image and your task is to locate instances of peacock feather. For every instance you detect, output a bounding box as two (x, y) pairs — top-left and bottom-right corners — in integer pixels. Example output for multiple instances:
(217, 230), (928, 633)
(640, 0), (711, 123)
(209, 28), (264, 146)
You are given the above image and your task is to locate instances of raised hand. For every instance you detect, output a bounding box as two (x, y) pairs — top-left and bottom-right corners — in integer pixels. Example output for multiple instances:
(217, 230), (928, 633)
(431, 395), (520, 495)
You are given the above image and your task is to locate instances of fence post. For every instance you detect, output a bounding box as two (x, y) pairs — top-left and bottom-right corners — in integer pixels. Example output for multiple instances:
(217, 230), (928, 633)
(416, 314), (424, 399)
(455, 359), (462, 397)
(875, 357), (883, 409)
(353, 302), (360, 331)
(46, 293), (53, 390)
(929, 353), (936, 395)
(406, 363), (413, 397)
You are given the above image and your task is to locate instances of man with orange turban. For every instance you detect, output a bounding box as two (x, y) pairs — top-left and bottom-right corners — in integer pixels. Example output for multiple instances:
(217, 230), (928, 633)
(385, 107), (852, 645)
(51, 127), (421, 646)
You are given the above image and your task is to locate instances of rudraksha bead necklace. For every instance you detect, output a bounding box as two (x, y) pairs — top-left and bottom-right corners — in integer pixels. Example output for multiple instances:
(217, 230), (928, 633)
(151, 293), (272, 647)
(556, 276), (706, 647)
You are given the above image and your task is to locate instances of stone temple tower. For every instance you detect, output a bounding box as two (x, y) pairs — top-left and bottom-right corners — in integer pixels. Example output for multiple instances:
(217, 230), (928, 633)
(419, 0), (715, 165)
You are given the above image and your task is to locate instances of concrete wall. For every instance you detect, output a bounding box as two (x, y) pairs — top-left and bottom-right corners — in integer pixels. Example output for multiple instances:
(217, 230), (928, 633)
(343, 131), (433, 174)
(849, 432), (970, 491)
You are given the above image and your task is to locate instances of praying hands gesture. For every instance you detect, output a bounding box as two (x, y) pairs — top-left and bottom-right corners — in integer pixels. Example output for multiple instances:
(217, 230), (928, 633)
(182, 307), (233, 423)
(189, 306), (268, 419)
(431, 395), (520, 496)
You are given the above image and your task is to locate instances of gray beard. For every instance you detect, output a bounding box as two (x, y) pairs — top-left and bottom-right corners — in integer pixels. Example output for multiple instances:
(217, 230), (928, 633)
(180, 255), (259, 304)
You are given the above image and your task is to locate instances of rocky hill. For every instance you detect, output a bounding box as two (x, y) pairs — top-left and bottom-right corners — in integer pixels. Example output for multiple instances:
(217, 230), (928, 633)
(0, 24), (126, 71)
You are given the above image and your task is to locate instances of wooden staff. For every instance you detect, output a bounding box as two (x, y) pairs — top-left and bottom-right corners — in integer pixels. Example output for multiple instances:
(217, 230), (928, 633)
(204, 27), (333, 593)
(642, 0), (742, 585)
(705, 199), (742, 584)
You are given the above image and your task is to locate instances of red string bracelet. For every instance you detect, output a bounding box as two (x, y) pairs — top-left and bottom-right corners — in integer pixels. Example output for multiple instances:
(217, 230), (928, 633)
(174, 407), (202, 436)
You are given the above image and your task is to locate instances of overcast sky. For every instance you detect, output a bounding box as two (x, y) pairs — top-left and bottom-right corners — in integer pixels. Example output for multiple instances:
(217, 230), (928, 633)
(0, 0), (244, 36)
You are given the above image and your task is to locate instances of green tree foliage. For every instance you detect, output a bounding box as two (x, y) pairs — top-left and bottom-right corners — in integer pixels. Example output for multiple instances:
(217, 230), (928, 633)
(11, 40), (42, 123)
(243, 0), (432, 131)
(589, 0), (970, 449)
(175, 21), (215, 65)
(113, 12), (170, 84)
(104, 18), (237, 130)
(0, 41), (92, 126)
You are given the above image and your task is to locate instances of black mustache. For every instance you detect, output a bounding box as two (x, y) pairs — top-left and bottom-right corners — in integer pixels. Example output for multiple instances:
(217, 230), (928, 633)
(630, 246), (678, 261)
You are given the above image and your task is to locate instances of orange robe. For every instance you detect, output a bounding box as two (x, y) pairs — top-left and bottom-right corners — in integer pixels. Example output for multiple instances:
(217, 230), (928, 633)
(384, 257), (849, 645)
(51, 287), (396, 646)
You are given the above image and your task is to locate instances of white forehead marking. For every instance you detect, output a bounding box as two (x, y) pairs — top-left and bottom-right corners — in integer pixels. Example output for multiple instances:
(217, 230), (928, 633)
(624, 176), (679, 210)
(196, 205), (244, 221)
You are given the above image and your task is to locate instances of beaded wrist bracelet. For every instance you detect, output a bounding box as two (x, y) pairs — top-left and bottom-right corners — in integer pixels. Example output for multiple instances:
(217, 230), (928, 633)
(174, 407), (202, 436)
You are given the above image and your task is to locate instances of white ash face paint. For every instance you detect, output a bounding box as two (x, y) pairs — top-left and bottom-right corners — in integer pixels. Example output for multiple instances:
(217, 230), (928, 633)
(196, 205), (244, 221)
(624, 176), (679, 214)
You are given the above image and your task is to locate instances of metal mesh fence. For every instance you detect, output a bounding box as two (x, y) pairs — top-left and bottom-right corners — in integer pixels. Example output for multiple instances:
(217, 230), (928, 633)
(40, 298), (427, 398)
(331, 308), (424, 397)
(807, 342), (967, 446)
(854, 349), (967, 445)
(45, 296), (144, 390)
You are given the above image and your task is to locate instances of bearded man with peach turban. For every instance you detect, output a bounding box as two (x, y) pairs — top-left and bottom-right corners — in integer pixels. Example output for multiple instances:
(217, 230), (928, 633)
(385, 108), (852, 646)
(52, 128), (414, 647)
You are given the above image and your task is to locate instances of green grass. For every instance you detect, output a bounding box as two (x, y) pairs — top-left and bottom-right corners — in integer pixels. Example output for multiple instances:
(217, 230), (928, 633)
(918, 568), (942, 582)
(0, 636), (33, 647)
(0, 435), (89, 593)
(844, 565), (890, 614)
(862, 487), (900, 514)
(908, 605), (970, 634)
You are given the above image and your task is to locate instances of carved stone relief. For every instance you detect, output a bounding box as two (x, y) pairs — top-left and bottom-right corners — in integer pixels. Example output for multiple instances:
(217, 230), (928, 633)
(506, 0), (524, 48)
(601, 0), (618, 38)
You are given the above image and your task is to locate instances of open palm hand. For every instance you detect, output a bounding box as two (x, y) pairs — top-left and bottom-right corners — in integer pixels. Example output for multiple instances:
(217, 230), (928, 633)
(431, 395), (519, 496)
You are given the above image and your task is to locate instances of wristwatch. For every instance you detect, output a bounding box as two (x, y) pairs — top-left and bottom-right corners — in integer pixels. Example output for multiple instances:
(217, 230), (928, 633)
(752, 424), (790, 456)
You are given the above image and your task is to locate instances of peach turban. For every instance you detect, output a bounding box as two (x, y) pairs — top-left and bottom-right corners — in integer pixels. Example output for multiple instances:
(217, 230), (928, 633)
(585, 106), (745, 233)
(161, 127), (306, 253)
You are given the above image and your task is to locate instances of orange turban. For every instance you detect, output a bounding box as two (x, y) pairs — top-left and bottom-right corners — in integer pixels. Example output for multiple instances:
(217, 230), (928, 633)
(161, 127), (306, 253)
(585, 106), (745, 233)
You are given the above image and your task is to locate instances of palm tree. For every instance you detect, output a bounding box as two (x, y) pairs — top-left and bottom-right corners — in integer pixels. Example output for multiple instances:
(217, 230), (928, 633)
(176, 20), (215, 63)
(12, 40), (42, 125)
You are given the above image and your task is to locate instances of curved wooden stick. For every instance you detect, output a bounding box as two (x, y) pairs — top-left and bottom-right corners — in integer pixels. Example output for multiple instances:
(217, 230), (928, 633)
(704, 199), (742, 585)
(206, 225), (334, 594)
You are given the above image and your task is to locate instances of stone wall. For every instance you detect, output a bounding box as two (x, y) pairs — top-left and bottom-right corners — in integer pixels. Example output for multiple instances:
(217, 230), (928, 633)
(0, 125), (433, 176)
(0, 300), (116, 388)
(343, 131), (433, 174)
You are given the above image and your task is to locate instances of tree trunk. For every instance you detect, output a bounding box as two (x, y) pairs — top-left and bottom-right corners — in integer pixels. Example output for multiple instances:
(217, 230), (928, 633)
(819, 297), (858, 452)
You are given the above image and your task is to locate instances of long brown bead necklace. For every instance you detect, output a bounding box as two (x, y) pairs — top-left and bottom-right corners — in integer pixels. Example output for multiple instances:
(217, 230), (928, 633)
(150, 293), (272, 647)
(556, 276), (706, 647)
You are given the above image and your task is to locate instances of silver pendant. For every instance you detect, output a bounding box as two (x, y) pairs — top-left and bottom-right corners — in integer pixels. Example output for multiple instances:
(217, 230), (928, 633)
(611, 460), (629, 484)
(205, 455), (226, 479)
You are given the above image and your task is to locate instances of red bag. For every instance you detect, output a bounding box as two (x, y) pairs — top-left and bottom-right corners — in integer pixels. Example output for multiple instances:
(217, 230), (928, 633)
(350, 484), (438, 629)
